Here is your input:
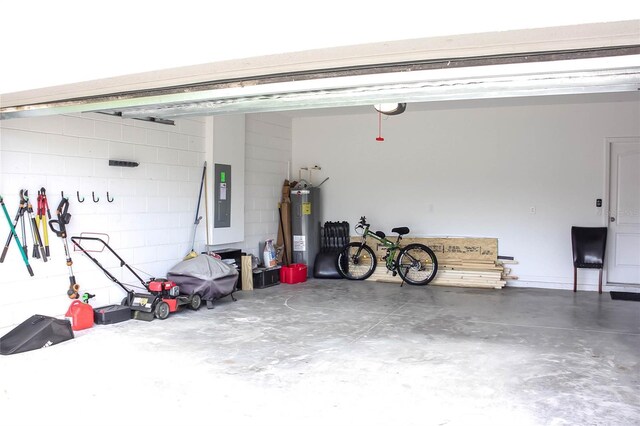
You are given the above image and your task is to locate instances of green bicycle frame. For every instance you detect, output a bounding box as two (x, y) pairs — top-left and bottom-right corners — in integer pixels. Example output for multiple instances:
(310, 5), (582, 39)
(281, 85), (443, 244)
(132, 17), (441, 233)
(357, 224), (403, 270)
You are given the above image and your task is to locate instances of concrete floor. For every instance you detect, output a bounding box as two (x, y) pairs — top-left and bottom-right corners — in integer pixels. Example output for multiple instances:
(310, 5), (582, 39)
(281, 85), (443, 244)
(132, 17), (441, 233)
(0, 279), (638, 426)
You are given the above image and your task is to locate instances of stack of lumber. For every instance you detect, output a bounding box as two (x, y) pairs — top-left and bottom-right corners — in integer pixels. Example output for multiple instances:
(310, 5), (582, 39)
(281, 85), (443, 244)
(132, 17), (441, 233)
(497, 258), (519, 281)
(435, 259), (506, 289)
(355, 236), (518, 289)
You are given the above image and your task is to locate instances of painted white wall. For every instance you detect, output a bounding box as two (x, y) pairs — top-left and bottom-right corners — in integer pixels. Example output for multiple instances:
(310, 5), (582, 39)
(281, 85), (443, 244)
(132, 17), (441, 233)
(206, 115), (245, 245)
(201, 113), (292, 259)
(241, 113), (293, 258)
(291, 94), (640, 290)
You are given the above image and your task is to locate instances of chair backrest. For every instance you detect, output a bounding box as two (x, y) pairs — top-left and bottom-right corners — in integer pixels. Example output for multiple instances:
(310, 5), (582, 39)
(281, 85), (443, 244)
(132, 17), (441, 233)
(321, 221), (350, 253)
(571, 226), (607, 268)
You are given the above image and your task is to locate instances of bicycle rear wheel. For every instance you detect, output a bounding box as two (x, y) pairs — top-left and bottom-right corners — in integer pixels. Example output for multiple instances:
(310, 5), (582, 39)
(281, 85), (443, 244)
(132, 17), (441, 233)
(337, 242), (377, 280)
(396, 243), (438, 285)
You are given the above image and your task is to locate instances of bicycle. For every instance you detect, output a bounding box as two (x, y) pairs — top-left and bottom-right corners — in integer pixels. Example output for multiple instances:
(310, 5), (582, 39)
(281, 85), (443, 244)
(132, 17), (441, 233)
(336, 216), (438, 285)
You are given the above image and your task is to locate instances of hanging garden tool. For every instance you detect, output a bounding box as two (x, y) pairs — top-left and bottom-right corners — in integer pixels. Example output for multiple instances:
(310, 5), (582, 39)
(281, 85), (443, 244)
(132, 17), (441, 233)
(2, 190), (47, 262)
(0, 195), (34, 276)
(36, 188), (51, 258)
(185, 161), (207, 260)
(49, 197), (80, 299)
(0, 193), (26, 263)
(0, 191), (33, 263)
(24, 190), (47, 262)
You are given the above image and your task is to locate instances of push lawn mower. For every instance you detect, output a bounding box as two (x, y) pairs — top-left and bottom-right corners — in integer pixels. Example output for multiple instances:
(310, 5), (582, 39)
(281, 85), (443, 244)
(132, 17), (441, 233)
(71, 236), (202, 321)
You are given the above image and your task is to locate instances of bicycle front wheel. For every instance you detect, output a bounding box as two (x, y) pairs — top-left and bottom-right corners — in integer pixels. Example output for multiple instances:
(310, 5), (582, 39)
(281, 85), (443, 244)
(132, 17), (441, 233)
(396, 243), (438, 285)
(337, 242), (377, 280)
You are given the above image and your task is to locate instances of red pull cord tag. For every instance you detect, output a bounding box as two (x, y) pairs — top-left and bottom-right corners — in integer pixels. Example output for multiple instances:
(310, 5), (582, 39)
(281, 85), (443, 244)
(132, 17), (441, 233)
(376, 111), (384, 142)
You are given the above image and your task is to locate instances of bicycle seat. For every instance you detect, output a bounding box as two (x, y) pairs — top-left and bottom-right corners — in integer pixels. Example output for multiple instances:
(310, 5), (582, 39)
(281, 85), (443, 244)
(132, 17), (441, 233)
(392, 227), (410, 236)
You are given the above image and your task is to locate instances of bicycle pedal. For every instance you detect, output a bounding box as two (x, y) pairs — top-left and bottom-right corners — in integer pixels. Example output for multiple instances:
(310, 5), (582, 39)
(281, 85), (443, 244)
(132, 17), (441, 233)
(392, 271), (397, 277)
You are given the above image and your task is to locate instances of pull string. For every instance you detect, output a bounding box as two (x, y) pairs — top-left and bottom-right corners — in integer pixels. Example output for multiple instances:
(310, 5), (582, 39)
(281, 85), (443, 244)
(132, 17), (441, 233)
(376, 111), (384, 142)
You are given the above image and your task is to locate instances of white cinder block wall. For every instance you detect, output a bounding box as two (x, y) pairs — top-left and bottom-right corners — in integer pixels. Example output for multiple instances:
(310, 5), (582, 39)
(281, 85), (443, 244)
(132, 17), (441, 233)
(0, 111), (292, 330)
(291, 95), (640, 291)
(241, 113), (293, 258)
(0, 113), (208, 330)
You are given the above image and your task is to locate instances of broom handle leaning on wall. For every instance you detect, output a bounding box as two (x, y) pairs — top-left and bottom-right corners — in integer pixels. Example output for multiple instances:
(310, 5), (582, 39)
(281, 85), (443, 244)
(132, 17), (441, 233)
(204, 164), (210, 247)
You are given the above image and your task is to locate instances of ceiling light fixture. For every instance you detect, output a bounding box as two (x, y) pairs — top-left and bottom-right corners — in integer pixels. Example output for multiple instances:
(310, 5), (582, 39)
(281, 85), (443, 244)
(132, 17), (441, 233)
(374, 102), (406, 115)
(374, 103), (405, 142)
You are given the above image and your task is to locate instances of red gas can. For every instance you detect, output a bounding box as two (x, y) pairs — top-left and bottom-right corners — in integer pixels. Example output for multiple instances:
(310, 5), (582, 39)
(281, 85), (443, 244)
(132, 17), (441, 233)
(65, 300), (94, 331)
(280, 263), (308, 284)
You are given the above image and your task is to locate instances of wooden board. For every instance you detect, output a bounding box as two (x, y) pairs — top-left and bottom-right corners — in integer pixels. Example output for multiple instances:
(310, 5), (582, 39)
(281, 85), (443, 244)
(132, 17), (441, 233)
(241, 255), (253, 291)
(431, 280), (505, 289)
(366, 264), (507, 289)
(437, 270), (502, 280)
(369, 266), (403, 283)
(276, 180), (292, 265)
(442, 264), (503, 272)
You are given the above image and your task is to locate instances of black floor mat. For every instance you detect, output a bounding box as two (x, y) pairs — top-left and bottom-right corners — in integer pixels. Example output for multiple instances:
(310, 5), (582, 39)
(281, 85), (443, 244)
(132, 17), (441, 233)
(610, 291), (640, 301)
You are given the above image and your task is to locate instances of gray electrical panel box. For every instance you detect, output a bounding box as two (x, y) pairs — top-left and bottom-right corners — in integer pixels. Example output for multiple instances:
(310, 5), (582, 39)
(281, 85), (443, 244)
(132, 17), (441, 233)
(214, 163), (231, 228)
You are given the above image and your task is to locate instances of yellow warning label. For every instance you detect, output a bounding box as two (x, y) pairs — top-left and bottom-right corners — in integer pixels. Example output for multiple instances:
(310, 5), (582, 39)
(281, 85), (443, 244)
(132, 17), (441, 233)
(302, 202), (311, 215)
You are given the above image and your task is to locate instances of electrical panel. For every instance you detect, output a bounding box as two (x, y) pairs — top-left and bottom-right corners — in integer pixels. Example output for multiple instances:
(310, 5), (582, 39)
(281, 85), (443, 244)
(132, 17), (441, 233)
(214, 163), (231, 228)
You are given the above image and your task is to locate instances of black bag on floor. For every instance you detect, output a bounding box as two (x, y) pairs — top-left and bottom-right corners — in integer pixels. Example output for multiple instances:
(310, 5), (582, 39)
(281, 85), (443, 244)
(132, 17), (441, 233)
(0, 315), (74, 355)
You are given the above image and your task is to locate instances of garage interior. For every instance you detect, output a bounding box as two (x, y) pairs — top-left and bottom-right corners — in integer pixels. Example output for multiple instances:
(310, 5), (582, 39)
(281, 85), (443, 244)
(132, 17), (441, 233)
(1, 18), (639, 426)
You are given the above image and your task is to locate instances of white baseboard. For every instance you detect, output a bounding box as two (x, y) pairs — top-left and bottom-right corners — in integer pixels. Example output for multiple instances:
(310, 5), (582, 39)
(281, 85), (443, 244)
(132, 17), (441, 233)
(506, 280), (639, 293)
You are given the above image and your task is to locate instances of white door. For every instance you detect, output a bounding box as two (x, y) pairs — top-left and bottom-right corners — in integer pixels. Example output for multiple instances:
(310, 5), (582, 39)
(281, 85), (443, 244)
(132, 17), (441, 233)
(607, 138), (640, 285)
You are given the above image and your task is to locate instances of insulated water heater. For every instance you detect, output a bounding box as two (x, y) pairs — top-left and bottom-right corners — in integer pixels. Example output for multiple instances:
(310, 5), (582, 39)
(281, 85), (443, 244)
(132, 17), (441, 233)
(290, 187), (320, 276)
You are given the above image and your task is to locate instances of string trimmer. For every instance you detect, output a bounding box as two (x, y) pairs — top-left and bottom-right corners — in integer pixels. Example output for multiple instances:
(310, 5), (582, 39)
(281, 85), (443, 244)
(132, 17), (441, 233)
(49, 197), (80, 299)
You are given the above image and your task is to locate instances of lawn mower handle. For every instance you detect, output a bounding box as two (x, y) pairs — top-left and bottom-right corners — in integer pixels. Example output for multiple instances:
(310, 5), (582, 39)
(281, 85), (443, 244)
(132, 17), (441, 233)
(70, 236), (147, 291)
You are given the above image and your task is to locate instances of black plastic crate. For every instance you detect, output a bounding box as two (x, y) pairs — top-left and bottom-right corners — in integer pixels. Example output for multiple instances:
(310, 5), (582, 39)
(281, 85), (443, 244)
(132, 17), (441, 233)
(253, 266), (281, 289)
(93, 305), (131, 325)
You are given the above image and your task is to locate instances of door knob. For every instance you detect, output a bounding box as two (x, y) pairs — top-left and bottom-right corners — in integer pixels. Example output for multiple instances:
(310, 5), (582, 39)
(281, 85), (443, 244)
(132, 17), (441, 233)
(610, 217), (616, 222)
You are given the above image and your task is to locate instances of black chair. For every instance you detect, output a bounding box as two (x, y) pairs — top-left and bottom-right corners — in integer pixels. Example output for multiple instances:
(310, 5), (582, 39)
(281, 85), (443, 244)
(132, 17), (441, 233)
(571, 226), (607, 293)
(314, 221), (349, 279)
